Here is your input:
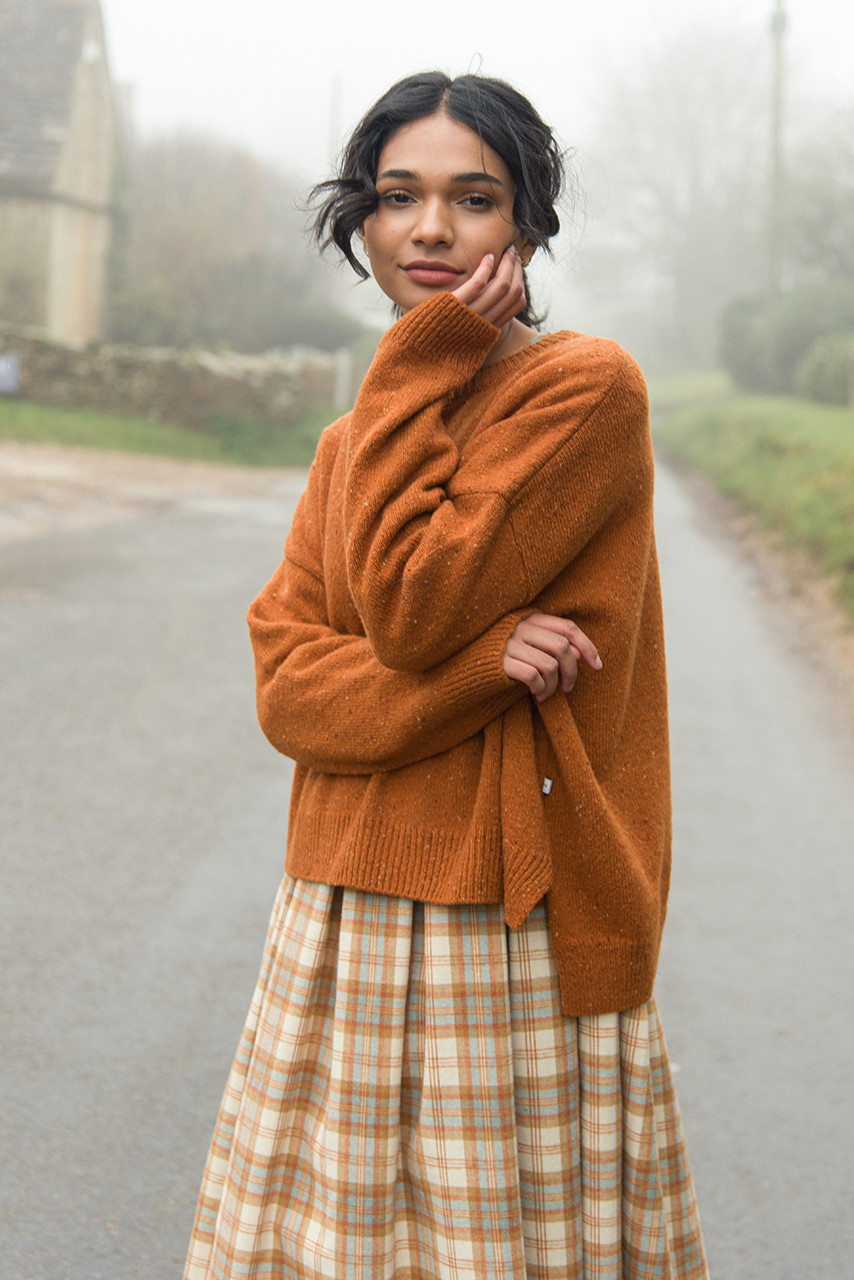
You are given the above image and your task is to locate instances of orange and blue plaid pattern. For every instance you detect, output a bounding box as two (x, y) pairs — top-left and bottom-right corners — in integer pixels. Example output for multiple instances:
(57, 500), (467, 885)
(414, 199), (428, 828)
(184, 876), (707, 1279)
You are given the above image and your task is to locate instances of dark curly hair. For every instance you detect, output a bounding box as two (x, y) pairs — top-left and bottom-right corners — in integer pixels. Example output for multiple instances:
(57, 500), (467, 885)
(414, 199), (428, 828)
(310, 71), (567, 329)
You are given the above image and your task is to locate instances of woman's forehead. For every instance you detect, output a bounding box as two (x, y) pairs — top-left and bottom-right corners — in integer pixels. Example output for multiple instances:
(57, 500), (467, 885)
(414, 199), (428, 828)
(376, 113), (512, 187)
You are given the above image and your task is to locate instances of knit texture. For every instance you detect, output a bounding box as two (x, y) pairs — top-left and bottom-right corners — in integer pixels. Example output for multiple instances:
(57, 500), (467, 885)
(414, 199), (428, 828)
(248, 292), (671, 1016)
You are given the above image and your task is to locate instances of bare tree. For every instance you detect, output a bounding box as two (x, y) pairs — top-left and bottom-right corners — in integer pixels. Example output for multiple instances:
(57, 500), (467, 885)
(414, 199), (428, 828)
(786, 103), (854, 283)
(109, 134), (363, 352)
(579, 24), (769, 369)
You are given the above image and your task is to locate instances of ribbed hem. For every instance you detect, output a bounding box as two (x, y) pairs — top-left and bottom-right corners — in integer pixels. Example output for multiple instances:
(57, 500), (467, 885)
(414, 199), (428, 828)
(285, 805), (664, 1018)
(546, 926), (661, 1017)
(503, 859), (552, 930)
(286, 809), (505, 905)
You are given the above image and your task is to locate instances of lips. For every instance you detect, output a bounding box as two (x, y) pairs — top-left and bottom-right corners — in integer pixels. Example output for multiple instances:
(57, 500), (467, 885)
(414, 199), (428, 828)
(403, 261), (464, 287)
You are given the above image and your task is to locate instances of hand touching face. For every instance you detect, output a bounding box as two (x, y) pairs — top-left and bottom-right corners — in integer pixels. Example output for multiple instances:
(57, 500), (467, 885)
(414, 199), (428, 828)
(450, 244), (528, 330)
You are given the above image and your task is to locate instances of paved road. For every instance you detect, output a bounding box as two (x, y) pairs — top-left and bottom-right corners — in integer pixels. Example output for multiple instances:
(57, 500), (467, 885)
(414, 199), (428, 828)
(1, 459), (853, 1278)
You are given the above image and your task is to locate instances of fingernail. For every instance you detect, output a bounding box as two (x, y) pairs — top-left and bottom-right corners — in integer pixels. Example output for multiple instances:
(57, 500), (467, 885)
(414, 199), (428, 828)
(594, 655), (603, 669)
(486, 253), (495, 262)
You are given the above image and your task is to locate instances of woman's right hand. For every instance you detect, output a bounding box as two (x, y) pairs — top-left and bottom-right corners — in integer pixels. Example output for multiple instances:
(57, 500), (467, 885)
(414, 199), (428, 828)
(452, 247), (527, 330)
(503, 613), (602, 703)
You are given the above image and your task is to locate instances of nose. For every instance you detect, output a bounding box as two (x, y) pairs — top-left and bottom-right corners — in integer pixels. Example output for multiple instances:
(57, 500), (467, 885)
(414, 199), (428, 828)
(412, 196), (453, 246)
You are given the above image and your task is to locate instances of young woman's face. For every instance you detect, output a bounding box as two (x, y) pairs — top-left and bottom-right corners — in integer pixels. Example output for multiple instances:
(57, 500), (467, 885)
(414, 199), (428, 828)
(361, 111), (522, 313)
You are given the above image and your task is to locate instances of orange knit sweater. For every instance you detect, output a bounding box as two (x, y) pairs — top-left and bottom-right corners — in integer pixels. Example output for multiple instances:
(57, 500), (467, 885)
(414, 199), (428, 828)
(248, 292), (671, 1016)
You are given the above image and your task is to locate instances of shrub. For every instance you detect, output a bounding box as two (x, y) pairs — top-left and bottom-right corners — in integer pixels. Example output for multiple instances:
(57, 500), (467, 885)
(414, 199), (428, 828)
(719, 284), (854, 394)
(794, 332), (854, 405)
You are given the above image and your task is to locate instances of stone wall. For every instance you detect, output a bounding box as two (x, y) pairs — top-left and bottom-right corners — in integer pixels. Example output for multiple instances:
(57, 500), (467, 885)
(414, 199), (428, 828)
(0, 324), (355, 429)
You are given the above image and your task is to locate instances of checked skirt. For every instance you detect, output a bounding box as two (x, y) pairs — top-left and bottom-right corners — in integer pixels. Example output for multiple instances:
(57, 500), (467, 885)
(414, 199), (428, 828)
(183, 875), (708, 1279)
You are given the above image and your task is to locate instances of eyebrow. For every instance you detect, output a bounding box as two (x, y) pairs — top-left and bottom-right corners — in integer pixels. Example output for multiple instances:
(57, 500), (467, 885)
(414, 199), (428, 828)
(377, 168), (505, 185)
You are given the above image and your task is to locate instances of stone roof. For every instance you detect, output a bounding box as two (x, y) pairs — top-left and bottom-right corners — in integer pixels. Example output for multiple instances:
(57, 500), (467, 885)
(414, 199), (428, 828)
(0, 0), (100, 189)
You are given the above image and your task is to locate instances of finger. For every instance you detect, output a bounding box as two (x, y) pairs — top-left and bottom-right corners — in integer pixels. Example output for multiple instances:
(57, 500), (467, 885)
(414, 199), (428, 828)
(560, 623), (602, 670)
(524, 613), (603, 670)
(507, 625), (579, 692)
(502, 654), (552, 700)
(504, 637), (562, 698)
(454, 248), (525, 327)
(451, 253), (496, 306)
(474, 249), (526, 327)
(504, 637), (560, 691)
(483, 286), (526, 330)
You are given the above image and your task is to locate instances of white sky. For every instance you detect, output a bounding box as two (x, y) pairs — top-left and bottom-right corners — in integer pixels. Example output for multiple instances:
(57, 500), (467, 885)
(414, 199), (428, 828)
(100, 0), (852, 183)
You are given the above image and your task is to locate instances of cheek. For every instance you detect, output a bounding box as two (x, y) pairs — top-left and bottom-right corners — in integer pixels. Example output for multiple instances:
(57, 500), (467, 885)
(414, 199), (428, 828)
(480, 210), (517, 250)
(469, 228), (514, 267)
(366, 220), (396, 260)
(459, 221), (501, 260)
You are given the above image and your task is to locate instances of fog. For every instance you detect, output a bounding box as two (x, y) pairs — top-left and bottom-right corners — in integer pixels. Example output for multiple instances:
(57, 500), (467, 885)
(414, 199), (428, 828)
(100, 0), (852, 178)
(97, 0), (853, 364)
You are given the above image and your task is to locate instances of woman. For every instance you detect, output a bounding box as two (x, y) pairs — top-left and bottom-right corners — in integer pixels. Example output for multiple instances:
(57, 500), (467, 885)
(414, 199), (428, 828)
(184, 71), (709, 1280)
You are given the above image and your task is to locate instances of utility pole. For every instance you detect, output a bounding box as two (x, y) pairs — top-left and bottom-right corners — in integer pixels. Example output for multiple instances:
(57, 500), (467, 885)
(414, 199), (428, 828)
(767, 0), (787, 297)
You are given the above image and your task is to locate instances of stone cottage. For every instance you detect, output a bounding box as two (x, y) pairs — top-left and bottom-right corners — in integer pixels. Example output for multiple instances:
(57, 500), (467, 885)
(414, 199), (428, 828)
(0, 0), (115, 345)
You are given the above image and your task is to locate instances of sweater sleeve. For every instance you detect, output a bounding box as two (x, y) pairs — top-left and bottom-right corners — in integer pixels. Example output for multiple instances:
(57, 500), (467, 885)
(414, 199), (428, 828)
(344, 292), (651, 673)
(248, 555), (527, 775)
(248, 434), (529, 776)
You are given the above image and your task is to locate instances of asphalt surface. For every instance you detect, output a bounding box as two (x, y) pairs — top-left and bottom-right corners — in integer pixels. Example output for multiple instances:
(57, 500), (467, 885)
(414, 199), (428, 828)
(1, 458), (853, 1279)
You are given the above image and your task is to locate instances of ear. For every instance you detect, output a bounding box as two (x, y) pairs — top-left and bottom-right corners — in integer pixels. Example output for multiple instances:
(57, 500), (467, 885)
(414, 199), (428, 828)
(515, 236), (536, 268)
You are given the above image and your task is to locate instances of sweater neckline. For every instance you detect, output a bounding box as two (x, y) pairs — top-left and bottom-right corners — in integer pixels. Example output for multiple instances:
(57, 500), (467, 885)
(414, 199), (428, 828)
(470, 330), (573, 386)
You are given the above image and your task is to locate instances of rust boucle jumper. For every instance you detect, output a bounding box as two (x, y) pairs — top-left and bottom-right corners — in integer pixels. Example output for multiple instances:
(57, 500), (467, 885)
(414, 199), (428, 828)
(248, 292), (671, 1016)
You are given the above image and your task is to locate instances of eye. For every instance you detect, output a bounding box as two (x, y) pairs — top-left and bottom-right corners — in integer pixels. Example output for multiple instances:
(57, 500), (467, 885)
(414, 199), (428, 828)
(462, 193), (494, 209)
(380, 190), (414, 205)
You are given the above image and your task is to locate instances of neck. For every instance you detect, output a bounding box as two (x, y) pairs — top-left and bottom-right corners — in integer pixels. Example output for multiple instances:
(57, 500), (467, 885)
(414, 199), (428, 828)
(483, 318), (541, 366)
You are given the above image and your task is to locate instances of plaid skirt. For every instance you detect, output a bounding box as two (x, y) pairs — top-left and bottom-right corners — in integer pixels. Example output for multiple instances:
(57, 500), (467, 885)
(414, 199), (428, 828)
(184, 875), (708, 1280)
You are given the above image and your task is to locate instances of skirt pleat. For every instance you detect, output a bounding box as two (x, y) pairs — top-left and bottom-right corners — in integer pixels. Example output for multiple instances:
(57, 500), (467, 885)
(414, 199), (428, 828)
(184, 875), (708, 1280)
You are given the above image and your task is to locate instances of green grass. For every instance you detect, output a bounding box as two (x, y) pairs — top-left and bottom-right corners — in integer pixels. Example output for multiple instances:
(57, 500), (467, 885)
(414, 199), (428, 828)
(0, 397), (336, 467)
(647, 369), (733, 416)
(203, 406), (336, 466)
(654, 389), (854, 615)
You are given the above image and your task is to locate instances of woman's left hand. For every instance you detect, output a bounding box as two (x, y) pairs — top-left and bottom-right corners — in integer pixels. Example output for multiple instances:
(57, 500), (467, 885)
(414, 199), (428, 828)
(452, 246), (526, 330)
(503, 613), (602, 703)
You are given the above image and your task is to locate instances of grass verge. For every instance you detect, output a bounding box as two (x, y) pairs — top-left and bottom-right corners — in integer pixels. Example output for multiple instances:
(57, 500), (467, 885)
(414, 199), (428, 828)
(0, 398), (336, 467)
(653, 386), (854, 617)
(646, 369), (732, 416)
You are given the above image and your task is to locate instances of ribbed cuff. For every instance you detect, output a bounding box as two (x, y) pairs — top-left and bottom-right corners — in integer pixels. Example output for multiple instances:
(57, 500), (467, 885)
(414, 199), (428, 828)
(388, 293), (500, 369)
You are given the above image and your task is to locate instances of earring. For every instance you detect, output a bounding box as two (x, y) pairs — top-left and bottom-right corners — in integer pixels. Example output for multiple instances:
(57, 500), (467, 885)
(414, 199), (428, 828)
(519, 246), (534, 268)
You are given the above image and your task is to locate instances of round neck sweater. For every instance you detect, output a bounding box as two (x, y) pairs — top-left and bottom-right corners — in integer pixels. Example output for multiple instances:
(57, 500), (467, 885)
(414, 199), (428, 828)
(248, 292), (671, 1017)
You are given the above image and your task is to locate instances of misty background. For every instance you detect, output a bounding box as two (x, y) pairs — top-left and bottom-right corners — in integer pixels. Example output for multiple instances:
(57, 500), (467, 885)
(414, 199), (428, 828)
(98, 0), (854, 376)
